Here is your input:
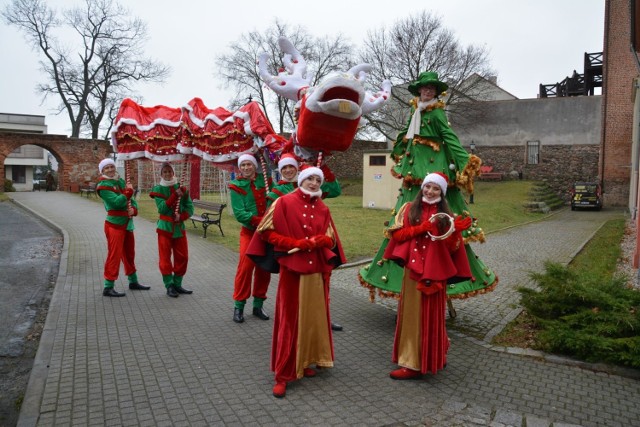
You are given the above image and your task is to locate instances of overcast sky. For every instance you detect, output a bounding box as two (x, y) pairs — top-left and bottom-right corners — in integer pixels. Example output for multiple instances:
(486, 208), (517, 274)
(0, 0), (605, 136)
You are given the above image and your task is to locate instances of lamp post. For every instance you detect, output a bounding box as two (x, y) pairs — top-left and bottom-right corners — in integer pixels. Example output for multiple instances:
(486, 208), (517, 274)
(469, 141), (476, 204)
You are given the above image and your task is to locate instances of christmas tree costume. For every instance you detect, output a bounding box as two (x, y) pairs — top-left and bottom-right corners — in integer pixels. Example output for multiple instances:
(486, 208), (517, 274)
(149, 163), (195, 297)
(358, 72), (498, 301)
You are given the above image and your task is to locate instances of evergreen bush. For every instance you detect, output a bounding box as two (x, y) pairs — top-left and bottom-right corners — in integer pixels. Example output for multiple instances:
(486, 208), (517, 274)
(519, 261), (640, 368)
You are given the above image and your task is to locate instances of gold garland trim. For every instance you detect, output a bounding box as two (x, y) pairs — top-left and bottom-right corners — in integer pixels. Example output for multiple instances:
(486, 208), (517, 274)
(456, 154), (482, 195)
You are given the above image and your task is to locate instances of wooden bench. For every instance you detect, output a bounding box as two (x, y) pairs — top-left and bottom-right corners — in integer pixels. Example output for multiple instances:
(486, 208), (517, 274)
(190, 200), (227, 238)
(478, 165), (503, 181)
(80, 182), (97, 198)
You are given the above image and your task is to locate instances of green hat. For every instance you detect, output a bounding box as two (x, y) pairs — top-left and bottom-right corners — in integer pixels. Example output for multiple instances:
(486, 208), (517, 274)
(408, 71), (448, 96)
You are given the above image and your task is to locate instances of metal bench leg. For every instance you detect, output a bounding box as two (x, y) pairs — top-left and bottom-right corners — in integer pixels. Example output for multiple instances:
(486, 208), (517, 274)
(447, 299), (457, 319)
(202, 224), (208, 238)
(218, 224), (224, 237)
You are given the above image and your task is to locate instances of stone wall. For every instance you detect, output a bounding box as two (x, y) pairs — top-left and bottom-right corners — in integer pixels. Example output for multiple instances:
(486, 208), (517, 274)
(324, 139), (388, 180)
(473, 144), (600, 201)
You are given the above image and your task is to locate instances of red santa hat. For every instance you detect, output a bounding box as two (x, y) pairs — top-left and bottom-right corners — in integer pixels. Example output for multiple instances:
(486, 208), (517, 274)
(99, 158), (116, 173)
(422, 172), (449, 195)
(277, 153), (299, 172)
(237, 153), (258, 169)
(297, 165), (324, 186)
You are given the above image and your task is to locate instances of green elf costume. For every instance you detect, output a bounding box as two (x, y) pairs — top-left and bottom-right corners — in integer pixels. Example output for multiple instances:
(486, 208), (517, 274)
(96, 158), (149, 297)
(358, 71), (498, 302)
(149, 162), (195, 298)
(266, 153), (342, 206)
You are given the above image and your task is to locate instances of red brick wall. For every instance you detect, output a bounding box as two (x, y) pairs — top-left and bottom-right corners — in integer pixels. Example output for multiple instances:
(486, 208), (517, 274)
(0, 133), (112, 192)
(602, 0), (637, 206)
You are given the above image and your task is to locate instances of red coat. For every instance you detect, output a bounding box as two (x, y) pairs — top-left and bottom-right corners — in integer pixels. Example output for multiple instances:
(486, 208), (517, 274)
(384, 201), (471, 285)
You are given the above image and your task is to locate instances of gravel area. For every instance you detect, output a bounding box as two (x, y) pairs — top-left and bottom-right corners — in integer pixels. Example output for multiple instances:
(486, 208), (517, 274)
(617, 217), (640, 289)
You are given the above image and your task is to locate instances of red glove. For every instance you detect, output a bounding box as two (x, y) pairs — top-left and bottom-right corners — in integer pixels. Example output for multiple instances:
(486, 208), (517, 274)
(295, 238), (315, 251)
(265, 231), (298, 250)
(453, 216), (472, 231)
(311, 235), (333, 248)
(250, 216), (263, 227)
(123, 188), (134, 199)
(391, 222), (431, 242)
(417, 220), (433, 233)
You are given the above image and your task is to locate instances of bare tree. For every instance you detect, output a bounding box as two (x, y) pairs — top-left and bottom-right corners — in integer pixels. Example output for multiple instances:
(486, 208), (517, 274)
(215, 20), (353, 134)
(358, 11), (495, 140)
(2, 0), (170, 139)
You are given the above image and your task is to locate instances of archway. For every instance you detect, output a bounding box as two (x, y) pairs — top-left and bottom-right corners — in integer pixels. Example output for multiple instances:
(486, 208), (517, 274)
(0, 133), (113, 193)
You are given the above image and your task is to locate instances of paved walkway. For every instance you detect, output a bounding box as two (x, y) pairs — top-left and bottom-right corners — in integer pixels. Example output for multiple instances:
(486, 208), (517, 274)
(9, 192), (640, 427)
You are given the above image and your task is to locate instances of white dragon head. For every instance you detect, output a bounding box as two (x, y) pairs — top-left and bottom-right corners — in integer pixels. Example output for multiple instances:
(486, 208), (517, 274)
(258, 37), (391, 154)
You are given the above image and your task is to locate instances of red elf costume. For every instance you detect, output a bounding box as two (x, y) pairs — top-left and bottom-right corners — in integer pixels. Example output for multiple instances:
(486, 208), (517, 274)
(247, 166), (346, 398)
(384, 172), (472, 379)
(149, 162), (195, 298)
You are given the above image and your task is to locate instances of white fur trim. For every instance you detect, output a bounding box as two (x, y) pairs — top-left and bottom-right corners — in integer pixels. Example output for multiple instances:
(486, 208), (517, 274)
(422, 173), (448, 195)
(297, 166), (324, 186)
(237, 154), (258, 169)
(99, 158), (116, 172)
(278, 156), (299, 172)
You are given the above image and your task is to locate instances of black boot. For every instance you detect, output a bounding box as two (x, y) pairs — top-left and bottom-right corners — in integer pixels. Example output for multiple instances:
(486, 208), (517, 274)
(331, 322), (343, 331)
(252, 307), (269, 320)
(129, 282), (150, 290)
(103, 287), (125, 297)
(175, 286), (193, 294)
(233, 308), (245, 323)
(166, 286), (179, 298)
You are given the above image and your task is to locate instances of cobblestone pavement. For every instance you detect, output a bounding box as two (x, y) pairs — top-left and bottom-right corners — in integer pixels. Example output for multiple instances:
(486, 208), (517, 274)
(10, 192), (640, 427)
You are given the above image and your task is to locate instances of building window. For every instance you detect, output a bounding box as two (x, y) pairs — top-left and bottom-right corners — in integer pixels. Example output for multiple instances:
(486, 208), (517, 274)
(369, 155), (386, 166)
(12, 165), (26, 184)
(526, 140), (540, 165)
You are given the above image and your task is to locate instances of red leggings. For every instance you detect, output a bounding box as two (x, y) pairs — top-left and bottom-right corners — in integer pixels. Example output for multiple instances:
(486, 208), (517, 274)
(157, 233), (188, 276)
(103, 222), (136, 281)
(233, 227), (270, 302)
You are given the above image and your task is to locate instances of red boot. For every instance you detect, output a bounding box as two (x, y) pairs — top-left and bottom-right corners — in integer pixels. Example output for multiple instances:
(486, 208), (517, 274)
(273, 382), (287, 398)
(389, 367), (421, 380)
(303, 368), (317, 378)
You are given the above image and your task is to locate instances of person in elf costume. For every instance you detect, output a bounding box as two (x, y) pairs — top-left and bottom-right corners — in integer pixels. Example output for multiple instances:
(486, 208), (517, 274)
(267, 153), (344, 331)
(247, 166), (346, 398)
(358, 71), (497, 303)
(384, 173), (472, 379)
(149, 162), (195, 298)
(266, 154), (341, 206)
(229, 153), (273, 323)
(96, 158), (149, 297)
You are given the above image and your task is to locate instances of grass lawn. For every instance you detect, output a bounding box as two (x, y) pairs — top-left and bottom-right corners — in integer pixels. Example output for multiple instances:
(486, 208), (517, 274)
(130, 179), (548, 261)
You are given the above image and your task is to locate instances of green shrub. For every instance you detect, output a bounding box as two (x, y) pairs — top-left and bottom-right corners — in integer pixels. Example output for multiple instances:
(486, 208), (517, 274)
(519, 261), (640, 368)
(4, 179), (15, 192)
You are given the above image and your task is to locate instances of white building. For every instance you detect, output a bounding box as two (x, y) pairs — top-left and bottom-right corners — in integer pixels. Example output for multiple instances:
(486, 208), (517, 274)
(0, 113), (50, 191)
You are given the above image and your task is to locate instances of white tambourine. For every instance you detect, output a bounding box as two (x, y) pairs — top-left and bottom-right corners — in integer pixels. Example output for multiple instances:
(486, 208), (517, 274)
(427, 212), (455, 241)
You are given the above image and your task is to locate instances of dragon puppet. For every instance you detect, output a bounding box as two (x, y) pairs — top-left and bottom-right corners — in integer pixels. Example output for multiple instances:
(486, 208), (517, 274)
(258, 37), (392, 163)
(111, 37), (391, 174)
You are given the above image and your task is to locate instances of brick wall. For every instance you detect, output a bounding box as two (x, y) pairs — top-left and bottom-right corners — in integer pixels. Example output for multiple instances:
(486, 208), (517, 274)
(0, 133), (112, 192)
(601, 0), (637, 206)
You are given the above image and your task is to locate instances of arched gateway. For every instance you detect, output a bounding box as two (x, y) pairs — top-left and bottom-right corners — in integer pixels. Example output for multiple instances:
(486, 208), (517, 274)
(0, 132), (113, 193)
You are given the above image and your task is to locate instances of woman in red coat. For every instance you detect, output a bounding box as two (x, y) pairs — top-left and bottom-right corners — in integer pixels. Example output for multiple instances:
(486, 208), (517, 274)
(384, 172), (472, 379)
(247, 166), (346, 398)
